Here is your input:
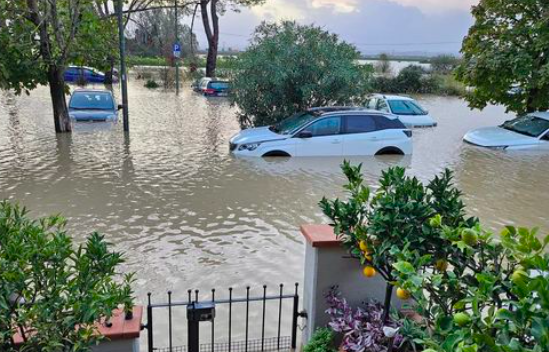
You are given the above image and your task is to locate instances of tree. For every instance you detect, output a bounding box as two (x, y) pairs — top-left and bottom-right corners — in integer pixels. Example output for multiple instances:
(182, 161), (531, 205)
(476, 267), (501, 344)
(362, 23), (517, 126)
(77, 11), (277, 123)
(232, 21), (372, 128)
(430, 54), (460, 75)
(127, 8), (198, 60)
(0, 1), (109, 133)
(198, 0), (265, 77)
(455, 0), (549, 114)
(0, 201), (134, 351)
(375, 53), (393, 76)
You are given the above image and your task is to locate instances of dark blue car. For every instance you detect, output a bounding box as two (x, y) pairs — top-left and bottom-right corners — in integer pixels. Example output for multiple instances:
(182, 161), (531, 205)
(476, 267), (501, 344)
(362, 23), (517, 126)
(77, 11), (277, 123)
(203, 80), (230, 97)
(64, 66), (117, 84)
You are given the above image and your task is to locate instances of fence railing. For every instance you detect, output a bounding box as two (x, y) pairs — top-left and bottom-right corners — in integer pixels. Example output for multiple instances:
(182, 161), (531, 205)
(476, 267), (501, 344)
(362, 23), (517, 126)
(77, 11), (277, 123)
(144, 283), (302, 352)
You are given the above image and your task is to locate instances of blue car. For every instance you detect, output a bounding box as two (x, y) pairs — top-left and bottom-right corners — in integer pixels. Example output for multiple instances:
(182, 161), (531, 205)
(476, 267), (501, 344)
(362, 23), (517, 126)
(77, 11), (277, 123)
(68, 89), (121, 122)
(202, 80), (230, 97)
(64, 66), (117, 84)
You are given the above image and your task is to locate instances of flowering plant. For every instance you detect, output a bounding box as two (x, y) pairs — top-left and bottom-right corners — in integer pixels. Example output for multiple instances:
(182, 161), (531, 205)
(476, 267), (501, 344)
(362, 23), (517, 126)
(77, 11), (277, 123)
(326, 288), (406, 352)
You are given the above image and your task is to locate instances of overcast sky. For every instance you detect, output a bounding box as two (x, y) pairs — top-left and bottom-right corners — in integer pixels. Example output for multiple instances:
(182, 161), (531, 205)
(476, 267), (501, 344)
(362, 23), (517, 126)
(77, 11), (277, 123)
(182, 0), (479, 55)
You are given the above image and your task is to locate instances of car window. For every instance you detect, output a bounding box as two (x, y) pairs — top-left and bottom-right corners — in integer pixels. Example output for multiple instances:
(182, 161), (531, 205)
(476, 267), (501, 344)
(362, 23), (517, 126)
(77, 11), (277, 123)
(376, 99), (390, 113)
(208, 81), (230, 90)
(69, 92), (114, 110)
(306, 117), (341, 137)
(367, 98), (377, 110)
(388, 100), (427, 115)
(501, 115), (549, 138)
(542, 132), (549, 141)
(66, 68), (78, 75)
(345, 115), (376, 134)
(373, 115), (406, 130)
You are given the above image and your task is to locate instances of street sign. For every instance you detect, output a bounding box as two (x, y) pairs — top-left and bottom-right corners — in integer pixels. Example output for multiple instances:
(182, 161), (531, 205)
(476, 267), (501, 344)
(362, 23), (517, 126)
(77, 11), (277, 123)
(173, 43), (181, 58)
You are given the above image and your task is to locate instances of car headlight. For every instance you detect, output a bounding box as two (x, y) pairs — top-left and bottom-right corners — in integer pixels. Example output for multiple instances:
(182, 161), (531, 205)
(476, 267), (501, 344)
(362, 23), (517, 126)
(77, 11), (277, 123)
(238, 143), (261, 151)
(106, 114), (116, 121)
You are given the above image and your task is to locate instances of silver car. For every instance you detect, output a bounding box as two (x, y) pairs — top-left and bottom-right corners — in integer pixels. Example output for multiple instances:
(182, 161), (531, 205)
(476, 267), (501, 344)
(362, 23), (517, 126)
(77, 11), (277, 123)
(68, 89), (121, 122)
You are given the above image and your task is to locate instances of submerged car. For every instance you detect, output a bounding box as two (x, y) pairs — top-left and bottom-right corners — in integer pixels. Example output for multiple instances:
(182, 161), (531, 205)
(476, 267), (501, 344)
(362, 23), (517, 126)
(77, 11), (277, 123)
(192, 77), (213, 92)
(464, 112), (549, 150)
(229, 107), (413, 157)
(366, 94), (437, 128)
(203, 80), (230, 97)
(69, 89), (121, 122)
(65, 66), (114, 84)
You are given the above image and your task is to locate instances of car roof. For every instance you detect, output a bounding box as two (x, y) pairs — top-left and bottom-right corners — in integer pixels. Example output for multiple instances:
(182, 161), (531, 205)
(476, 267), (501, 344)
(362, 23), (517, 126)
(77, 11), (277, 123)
(370, 94), (414, 101)
(306, 107), (399, 120)
(71, 89), (113, 95)
(530, 112), (549, 121)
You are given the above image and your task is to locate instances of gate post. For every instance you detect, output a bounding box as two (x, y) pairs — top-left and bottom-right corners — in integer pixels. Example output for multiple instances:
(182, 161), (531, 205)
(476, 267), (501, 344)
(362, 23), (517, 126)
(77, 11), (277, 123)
(187, 303), (200, 352)
(291, 283), (299, 350)
(147, 293), (153, 352)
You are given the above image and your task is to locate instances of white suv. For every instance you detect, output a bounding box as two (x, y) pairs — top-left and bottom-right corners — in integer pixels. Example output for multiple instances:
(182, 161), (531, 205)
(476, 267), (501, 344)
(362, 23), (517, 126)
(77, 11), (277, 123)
(366, 94), (437, 128)
(229, 107), (413, 157)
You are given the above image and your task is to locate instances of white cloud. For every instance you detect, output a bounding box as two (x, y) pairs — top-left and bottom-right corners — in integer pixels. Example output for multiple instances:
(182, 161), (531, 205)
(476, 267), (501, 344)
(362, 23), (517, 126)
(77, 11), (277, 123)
(388, 0), (477, 14)
(250, 0), (306, 20)
(309, 0), (359, 13)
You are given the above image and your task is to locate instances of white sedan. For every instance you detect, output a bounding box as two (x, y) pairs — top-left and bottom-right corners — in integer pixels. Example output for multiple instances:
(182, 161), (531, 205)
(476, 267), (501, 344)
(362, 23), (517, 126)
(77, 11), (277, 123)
(229, 108), (413, 157)
(464, 112), (549, 150)
(366, 94), (437, 128)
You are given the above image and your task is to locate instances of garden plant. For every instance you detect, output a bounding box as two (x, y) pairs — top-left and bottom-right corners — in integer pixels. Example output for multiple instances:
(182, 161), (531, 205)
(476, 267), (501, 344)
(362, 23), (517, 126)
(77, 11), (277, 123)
(320, 162), (549, 352)
(0, 201), (135, 351)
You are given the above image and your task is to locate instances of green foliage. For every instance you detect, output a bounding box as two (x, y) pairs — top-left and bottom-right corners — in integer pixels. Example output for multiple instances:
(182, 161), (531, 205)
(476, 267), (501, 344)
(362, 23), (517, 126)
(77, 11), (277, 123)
(0, 201), (134, 351)
(430, 55), (460, 75)
(372, 66), (464, 96)
(145, 79), (160, 89)
(304, 328), (337, 352)
(231, 21), (372, 128)
(319, 162), (474, 320)
(455, 0), (549, 114)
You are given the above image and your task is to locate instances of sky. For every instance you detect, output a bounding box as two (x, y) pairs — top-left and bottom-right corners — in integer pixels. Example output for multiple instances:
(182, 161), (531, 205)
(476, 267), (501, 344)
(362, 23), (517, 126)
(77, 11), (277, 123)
(182, 0), (479, 55)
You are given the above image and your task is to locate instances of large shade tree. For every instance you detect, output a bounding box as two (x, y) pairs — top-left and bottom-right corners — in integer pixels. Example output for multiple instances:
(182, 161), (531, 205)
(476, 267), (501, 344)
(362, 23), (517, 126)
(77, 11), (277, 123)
(456, 0), (549, 114)
(231, 21), (372, 128)
(198, 0), (265, 77)
(0, 1), (114, 133)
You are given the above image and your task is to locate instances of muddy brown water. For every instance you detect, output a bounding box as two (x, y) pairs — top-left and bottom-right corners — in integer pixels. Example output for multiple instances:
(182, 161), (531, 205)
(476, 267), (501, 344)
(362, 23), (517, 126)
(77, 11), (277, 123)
(1, 81), (548, 348)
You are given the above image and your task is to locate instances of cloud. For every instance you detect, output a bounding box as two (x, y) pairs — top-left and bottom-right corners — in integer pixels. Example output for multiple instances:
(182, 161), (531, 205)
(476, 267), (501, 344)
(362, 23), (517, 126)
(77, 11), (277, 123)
(309, 0), (359, 13)
(389, 0), (477, 14)
(250, 0), (306, 20)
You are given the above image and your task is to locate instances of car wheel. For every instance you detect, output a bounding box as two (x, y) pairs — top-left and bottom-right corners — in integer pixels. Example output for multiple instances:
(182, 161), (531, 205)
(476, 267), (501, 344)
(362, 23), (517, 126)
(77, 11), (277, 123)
(375, 147), (404, 156)
(262, 151), (291, 157)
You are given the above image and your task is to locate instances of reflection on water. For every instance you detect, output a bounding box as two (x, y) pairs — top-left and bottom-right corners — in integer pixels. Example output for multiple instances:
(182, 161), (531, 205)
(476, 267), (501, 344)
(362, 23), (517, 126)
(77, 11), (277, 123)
(1, 83), (549, 345)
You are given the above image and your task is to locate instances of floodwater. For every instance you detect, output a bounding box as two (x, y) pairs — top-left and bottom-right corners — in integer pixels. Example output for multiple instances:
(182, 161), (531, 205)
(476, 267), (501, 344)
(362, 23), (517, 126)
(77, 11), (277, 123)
(1, 80), (548, 348)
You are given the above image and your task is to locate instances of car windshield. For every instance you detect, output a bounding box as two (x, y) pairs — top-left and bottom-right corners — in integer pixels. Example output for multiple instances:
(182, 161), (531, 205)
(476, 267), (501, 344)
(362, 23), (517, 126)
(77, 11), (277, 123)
(69, 92), (114, 110)
(501, 115), (549, 137)
(388, 100), (427, 115)
(209, 82), (230, 90)
(270, 112), (317, 135)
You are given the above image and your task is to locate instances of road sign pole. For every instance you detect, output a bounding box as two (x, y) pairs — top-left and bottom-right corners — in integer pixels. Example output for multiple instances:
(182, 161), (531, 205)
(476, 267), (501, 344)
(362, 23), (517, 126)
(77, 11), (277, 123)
(117, 0), (129, 132)
(175, 0), (179, 95)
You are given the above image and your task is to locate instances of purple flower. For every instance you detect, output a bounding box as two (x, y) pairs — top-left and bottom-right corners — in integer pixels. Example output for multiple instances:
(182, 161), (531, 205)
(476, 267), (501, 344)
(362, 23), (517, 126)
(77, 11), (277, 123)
(325, 288), (403, 352)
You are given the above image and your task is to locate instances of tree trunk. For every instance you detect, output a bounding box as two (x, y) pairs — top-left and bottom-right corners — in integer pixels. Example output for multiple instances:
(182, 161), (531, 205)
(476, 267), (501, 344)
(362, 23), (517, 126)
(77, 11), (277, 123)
(47, 67), (72, 133)
(201, 0), (219, 77)
(382, 282), (393, 324)
(105, 55), (115, 85)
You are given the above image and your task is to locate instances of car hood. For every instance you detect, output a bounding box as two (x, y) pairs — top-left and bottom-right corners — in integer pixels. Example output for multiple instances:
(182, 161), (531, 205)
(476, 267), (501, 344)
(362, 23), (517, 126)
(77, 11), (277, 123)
(463, 126), (537, 147)
(70, 109), (116, 120)
(230, 126), (288, 145)
(395, 114), (437, 127)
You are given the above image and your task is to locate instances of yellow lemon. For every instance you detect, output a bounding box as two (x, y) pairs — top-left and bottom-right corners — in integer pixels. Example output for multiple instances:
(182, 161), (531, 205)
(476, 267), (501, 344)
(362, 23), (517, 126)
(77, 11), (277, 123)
(365, 255), (372, 261)
(435, 259), (448, 272)
(363, 266), (376, 278)
(396, 288), (411, 300)
(359, 240), (368, 252)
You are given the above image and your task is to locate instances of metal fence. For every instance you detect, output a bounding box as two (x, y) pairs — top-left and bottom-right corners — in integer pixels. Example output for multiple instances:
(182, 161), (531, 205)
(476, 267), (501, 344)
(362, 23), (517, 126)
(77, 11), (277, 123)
(144, 283), (303, 352)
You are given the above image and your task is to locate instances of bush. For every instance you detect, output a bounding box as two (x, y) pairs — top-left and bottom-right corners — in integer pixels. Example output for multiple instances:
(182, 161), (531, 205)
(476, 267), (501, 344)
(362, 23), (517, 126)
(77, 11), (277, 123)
(231, 21), (372, 128)
(320, 162), (549, 352)
(144, 79), (159, 89)
(0, 201), (134, 351)
(429, 55), (460, 75)
(304, 328), (337, 352)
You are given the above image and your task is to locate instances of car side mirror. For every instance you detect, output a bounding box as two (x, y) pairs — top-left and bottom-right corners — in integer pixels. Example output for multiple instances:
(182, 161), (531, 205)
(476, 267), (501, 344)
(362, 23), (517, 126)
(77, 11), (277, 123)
(296, 131), (313, 139)
(117, 104), (123, 110)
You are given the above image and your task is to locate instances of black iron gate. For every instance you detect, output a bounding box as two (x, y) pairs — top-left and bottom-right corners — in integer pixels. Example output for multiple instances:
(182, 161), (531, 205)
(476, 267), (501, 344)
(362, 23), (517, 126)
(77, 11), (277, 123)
(145, 283), (303, 352)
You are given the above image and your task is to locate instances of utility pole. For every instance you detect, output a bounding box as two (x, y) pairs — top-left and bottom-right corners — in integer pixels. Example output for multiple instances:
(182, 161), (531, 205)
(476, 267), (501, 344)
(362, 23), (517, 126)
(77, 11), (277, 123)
(117, 0), (129, 132)
(175, 0), (180, 95)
